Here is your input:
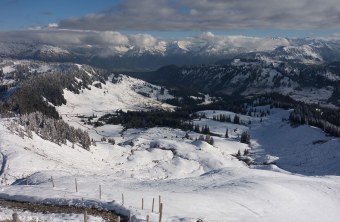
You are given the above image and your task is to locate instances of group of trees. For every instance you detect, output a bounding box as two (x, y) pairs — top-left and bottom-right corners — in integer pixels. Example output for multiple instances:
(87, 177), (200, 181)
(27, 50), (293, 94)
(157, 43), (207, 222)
(97, 110), (196, 130)
(246, 109), (270, 118)
(15, 112), (91, 150)
(289, 104), (340, 137)
(195, 124), (211, 134)
(0, 64), (113, 151)
(213, 114), (232, 122)
(0, 64), (109, 118)
(97, 110), (222, 140)
(211, 113), (250, 125)
(198, 134), (214, 145)
(184, 132), (214, 145)
(240, 131), (251, 144)
(100, 136), (115, 145)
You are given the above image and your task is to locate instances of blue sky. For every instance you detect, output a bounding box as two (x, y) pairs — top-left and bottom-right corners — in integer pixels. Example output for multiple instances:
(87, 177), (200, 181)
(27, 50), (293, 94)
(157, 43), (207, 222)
(1, 0), (340, 38)
(0, 0), (119, 30)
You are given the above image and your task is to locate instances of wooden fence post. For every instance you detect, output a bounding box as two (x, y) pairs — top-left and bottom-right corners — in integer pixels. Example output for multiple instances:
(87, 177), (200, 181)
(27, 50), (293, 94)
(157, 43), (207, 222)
(99, 185), (102, 200)
(122, 193), (124, 205)
(142, 198), (144, 210)
(84, 210), (88, 222)
(159, 203), (163, 222)
(152, 197), (155, 212)
(12, 213), (20, 222)
(117, 216), (120, 222)
(159, 195), (161, 213)
(146, 215), (150, 222)
(129, 212), (132, 222)
(75, 178), (78, 192)
(51, 176), (55, 188)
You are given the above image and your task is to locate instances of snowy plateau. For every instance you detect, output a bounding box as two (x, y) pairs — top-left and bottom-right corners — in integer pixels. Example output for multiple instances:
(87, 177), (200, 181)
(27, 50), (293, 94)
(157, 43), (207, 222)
(0, 61), (340, 222)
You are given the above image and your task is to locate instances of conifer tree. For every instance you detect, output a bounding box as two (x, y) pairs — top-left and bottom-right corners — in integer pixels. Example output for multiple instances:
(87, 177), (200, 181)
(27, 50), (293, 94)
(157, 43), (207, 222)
(233, 115), (240, 124)
(240, 131), (251, 144)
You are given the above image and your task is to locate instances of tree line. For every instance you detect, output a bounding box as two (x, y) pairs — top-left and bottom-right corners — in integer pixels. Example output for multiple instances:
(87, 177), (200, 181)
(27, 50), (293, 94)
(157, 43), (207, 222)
(97, 110), (197, 130)
(0, 64), (109, 118)
(289, 104), (340, 137)
(13, 112), (91, 150)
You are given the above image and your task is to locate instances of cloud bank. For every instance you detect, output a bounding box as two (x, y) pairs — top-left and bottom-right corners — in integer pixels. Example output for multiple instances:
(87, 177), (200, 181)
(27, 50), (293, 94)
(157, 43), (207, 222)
(0, 29), (290, 57)
(57, 0), (340, 31)
(0, 30), (291, 57)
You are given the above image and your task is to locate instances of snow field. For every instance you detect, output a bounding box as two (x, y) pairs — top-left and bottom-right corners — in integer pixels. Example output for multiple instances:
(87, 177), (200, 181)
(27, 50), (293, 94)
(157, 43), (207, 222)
(0, 71), (340, 221)
(56, 74), (175, 119)
(1, 106), (340, 221)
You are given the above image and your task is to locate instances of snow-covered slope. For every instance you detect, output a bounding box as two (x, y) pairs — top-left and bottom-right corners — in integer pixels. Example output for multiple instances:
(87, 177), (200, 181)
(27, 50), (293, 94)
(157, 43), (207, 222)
(1, 58), (340, 221)
(0, 59), (77, 86)
(56, 73), (175, 118)
(32, 45), (74, 60)
(1, 105), (340, 221)
(251, 107), (340, 175)
(272, 45), (323, 63)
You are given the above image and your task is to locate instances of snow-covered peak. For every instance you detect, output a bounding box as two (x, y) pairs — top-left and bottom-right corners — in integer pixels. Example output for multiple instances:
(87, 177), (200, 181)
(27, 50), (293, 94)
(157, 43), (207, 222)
(39, 45), (70, 55)
(2, 33), (340, 70)
(273, 45), (323, 63)
(34, 45), (72, 59)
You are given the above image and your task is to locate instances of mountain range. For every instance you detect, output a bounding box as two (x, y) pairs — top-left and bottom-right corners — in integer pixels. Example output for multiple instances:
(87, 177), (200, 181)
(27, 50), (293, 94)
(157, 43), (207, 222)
(1, 34), (340, 221)
(2, 33), (340, 70)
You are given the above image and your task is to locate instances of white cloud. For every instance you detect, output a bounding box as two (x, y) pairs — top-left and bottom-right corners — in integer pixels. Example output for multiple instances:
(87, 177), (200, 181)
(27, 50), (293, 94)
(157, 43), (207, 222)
(100, 31), (129, 45)
(0, 30), (292, 57)
(129, 34), (157, 48)
(84, 31), (129, 45)
(187, 33), (290, 53)
(200, 32), (215, 40)
(48, 23), (59, 28)
(57, 0), (340, 31)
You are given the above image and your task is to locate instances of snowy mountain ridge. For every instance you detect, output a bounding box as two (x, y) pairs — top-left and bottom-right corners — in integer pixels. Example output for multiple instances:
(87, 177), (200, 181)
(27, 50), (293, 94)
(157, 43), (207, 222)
(2, 33), (340, 69)
(134, 59), (340, 107)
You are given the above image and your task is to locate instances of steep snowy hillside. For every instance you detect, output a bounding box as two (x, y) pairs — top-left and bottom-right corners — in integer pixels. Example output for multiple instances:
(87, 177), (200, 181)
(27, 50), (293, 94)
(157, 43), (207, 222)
(56, 73), (175, 119)
(251, 107), (340, 175)
(0, 59), (88, 86)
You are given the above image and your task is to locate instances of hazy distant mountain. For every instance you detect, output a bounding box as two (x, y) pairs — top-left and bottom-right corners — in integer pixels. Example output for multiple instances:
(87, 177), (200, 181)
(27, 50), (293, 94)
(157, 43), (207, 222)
(2, 35), (340, 70)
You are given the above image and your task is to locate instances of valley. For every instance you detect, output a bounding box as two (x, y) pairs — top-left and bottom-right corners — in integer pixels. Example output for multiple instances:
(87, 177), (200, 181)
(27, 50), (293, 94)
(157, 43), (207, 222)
(2, 1), (340, 221)
(0, 58), (339, 221)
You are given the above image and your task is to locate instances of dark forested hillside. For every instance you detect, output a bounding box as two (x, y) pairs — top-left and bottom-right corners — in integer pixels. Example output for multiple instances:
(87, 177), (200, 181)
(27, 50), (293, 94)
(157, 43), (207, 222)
(129, 60), (340, 107)
(12, 112), (91, 150)
(0, 63), (109, 118)
(289, 104), (340, 137)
